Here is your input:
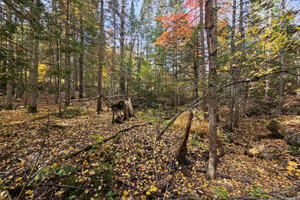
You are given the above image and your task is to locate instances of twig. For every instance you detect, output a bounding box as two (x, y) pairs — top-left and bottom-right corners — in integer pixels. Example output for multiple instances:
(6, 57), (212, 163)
(40, 183), (84, 190)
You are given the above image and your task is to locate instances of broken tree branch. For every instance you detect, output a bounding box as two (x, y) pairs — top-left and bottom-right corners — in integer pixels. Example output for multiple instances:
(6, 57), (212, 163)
(63, 122), (152, 160)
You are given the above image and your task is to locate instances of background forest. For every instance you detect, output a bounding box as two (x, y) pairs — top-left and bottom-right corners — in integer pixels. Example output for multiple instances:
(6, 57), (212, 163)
(0, 0), (299, 199)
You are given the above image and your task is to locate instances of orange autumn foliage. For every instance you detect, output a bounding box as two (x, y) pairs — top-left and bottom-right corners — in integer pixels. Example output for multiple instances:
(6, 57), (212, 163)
(154, 0), (230, 48)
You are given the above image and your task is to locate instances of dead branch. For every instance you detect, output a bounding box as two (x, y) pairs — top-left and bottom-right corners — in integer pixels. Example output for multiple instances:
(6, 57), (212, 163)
(63, 122), (152, 160)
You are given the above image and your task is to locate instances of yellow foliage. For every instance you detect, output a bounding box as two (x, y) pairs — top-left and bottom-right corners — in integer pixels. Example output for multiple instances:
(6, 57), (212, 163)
(38, 64), (49, 82)
(25, 190), (33, 195)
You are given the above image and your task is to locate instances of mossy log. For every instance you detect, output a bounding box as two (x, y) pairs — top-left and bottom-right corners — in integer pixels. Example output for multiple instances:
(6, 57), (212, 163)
(266, 120), (286, 139)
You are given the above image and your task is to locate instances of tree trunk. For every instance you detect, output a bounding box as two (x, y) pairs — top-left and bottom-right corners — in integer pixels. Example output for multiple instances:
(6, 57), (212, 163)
(278, 0), (285, 115)
(205, 0), (218, 180)
(5, 5), (12, 110)
(111, 0), (117, 97)
(193, 34), (199, 100)
(97, 0), (105, 114)
(127, 98), (134, 117)
(28, 31), (39, 113)
(120, 0), (126, 94)
(123, 105), (129, 121)
(200, 0), (207, 115)
(174, 45), (178, 113)
(65, 0), (71, 106)
(233, 0), (244, 128)
(79, 12), (84, 99)
(265, 7), (271, 101)
(58, 31), (62, 116)
(5, 84), (13, 110)
(175, 111), (194, 163)
(229, 0), (236, 129)
(73, 53), (78, 91)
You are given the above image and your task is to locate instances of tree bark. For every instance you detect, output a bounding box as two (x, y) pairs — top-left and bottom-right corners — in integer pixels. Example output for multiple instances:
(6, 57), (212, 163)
(233, 0), (244, 128)
(79, 11), (84, 99)
(110, 0), (117, 97)
(127, 98), (134, 117)
(28, 13), (40, 113)
(5, 5), (12, 110)
(205, 0), (218, 180)
(120, 0), (126, 94)
(193, 33), (199, 100)
(265, 6), (271, 101)
(5, 84), (13, 110)
(278, 0), (285, 115)
(229, 0), (236, 129)
(97, 0), (105, 114)
(200, 0), (207, 114)
(64, 0), (71, 106)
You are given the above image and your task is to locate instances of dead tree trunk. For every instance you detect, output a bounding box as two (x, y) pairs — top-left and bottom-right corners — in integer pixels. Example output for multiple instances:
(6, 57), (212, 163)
(175, 111), (194, 163)
(110, 98), (136, 124)
(127, 98), (135, 117)
(206, 0), (218, 180)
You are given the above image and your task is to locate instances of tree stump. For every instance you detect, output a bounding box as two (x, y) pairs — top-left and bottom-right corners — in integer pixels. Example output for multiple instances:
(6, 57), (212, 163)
(127, 98), (135, 117)
(175, 111), (194, 163)
(112, 99), (135, 124)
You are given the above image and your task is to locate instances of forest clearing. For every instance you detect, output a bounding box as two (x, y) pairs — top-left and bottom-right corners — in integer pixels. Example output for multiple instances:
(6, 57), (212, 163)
(0, 0), (299, 199)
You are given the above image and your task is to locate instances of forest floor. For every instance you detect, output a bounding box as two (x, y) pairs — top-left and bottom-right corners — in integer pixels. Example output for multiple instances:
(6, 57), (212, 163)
(0, 103), (299, 199)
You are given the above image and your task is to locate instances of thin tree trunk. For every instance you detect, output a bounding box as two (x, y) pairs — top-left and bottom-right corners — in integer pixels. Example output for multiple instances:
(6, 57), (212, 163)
(65, 0), (71, 106)
(175, 46), (178, 113)
(193, 34), (199, 100)
(229, 0), (236, 129)
(265, 7), (272, 101)
(97, 0), (105, 114)
(111, 0), (117, 97)
(79, 11), (84, 99)
(5, 84), (13, 110)
(120, 0), (126, 94)
(137, 35), (141, 88)
(297, 67), (300, 86)
(199, 0), (207, 115)
(73, 53), (78, 92)
(5, 5), (12, 110)
(278, 0), (285, 115)
(233, 0), (244, 128)
(205, 0), (218, 180)
(58, 23), (62, 116)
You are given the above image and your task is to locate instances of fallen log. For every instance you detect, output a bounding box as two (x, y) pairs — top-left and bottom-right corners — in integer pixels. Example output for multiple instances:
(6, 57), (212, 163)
(63, 122), (152, 160)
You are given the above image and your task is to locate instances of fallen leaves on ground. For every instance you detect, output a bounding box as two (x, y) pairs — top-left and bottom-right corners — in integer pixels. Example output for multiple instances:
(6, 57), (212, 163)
(0, 106), (299, 199)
